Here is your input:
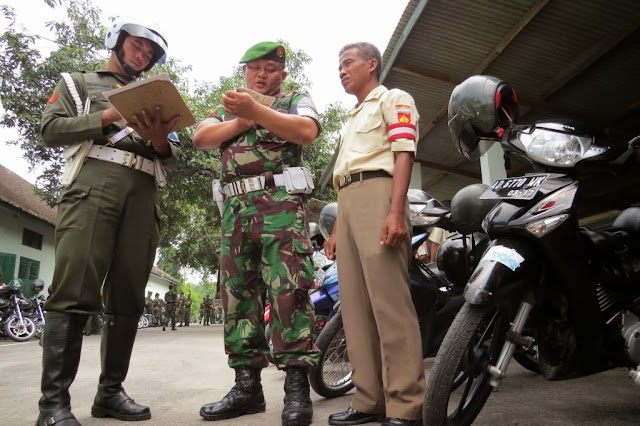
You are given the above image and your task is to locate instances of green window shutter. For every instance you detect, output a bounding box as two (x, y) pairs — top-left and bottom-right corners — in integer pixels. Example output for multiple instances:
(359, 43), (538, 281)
(18, 256), (40, 298)
(0, 252), (17, 283)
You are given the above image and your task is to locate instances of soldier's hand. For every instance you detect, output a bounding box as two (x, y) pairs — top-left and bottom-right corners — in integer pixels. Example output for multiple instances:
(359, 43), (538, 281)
(101, 107), (123, 127)
(128, 106), (179, 157)
(324, 233), (337, 260)
(235, 117), (255, 131)
(222, 91), (258, 120)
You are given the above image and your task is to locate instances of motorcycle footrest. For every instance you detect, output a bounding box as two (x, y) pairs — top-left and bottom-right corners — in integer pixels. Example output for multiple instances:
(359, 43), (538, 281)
(506, 331), (535, 350)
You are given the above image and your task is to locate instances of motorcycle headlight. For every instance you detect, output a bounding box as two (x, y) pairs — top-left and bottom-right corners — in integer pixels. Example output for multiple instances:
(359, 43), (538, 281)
(518, 129), (606, 167)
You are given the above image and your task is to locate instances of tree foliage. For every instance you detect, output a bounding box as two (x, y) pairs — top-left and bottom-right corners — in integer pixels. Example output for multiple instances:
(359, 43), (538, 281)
(0, 0), (347, 280)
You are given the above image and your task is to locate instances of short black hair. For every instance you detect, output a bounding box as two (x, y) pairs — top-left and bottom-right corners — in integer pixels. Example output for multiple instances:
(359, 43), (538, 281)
(339, 41), (382, 81)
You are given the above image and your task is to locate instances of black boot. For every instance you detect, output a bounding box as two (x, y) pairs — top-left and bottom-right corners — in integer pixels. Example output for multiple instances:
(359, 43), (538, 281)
(91, 315), (150, 421)
(281, 367), (313, 426)
(200, 366), (265, 421)
(36, 312), (87, 426)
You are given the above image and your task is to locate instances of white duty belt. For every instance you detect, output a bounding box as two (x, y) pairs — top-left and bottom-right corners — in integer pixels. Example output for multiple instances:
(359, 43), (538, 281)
(221, 174), (285, 198)
(87, 145), (155, 176)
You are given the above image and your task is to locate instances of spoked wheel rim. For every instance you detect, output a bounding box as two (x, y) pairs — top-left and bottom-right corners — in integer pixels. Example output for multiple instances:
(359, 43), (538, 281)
(7, 317), (36, 338)
(322, 328), (352, 389)
(446, 307), (509, 422)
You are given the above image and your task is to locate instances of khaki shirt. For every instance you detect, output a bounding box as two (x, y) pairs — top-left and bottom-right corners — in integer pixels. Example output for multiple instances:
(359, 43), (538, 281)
(333, 85), (419, 191)
(428, 227), (451, 245)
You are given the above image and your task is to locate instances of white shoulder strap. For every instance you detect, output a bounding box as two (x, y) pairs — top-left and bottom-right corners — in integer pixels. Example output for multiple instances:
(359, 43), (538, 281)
(60, 72), (91, 115)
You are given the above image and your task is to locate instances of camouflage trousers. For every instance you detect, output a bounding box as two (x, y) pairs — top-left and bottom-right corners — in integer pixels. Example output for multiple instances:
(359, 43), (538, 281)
(220, 187), (320, 370)
(165, 305), (176, 327)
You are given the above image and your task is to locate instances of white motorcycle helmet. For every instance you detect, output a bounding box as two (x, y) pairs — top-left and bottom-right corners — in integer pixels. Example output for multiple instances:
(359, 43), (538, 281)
(104, 18), (168, 76)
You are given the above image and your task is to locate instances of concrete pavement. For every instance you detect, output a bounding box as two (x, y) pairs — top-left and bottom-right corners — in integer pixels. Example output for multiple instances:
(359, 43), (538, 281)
(1, 323), (639, 425)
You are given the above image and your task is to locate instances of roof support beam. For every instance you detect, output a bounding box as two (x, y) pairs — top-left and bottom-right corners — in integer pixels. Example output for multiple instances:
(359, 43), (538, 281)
(539, 21), (640, 99)
(415, 158), (481, 179)
(380, 0), (430, 84)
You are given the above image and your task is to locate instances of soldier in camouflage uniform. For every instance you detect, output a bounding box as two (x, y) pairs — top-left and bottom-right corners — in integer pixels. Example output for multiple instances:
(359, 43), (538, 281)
(164, 285), (177, 331)
(152, 293), (163, 326)
(194, 41), (321, 426)
(183, 292), (192, 326)
(203, 295), (212, 326)
(35, 19), (180, 426)
(176, 291), (184, 327)
(144, 291), (153, 315)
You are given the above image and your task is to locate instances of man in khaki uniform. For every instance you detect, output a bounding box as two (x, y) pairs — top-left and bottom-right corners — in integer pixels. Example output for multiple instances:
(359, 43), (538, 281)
(325, 42), (424, 426)
(36, 18), (181, 426)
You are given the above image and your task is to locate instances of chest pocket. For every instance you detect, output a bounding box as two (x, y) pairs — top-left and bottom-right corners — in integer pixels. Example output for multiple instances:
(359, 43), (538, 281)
(352, 112), (384, 154)
(87, 92), (109, 115)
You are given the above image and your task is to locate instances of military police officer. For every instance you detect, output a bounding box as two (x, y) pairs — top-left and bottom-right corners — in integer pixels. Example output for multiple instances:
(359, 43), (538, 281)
(193, 41), (321, 426)
(36, 18), (181, 426)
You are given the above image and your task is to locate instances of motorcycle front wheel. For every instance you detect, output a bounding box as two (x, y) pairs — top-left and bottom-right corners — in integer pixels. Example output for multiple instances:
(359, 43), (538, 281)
(308, 312), (354, 398)
(33, 317), (45, 340)
(4, 316), (36, 342)
(423, 302), (512, 425)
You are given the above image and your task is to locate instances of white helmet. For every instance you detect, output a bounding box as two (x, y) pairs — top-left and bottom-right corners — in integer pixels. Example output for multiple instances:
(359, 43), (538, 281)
(104, 18), (168, 74)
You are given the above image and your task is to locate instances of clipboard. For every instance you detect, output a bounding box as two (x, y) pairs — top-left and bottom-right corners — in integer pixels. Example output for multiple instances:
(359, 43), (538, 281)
(103, 73), (196, 131)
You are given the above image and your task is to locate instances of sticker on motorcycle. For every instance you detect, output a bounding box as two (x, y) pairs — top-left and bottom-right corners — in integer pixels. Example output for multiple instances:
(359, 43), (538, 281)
(483, 245), (524, 271)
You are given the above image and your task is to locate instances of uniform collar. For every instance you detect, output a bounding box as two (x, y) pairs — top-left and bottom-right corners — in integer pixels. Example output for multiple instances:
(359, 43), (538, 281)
(96, 67), (136, 85)
(350, 85), (387, 115)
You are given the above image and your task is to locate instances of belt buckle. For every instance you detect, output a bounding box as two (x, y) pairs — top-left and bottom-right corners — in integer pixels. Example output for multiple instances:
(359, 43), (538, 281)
(121, 151), (134, 168)
(339, 174), (352, 188)
(246, 177), (257, 192)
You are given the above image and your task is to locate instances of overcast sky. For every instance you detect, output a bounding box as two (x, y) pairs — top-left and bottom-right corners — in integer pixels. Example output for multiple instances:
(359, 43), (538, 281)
(0, 0), (409, 182)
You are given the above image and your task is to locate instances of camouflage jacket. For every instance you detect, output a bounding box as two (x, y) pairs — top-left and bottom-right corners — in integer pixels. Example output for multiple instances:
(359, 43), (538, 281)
(207, 91), (321, 183)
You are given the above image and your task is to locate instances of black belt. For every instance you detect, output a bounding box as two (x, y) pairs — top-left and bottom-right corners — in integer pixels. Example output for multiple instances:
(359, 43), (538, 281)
(338, 170), (391, 189)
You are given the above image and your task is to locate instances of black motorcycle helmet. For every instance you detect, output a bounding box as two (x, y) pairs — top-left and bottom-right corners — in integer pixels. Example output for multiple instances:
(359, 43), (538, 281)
(32, 278), (45, 294)
(450, 183), (500, 235)
(319, 203), (338, 240)
(8, 278), (22, 291)
(448, 75), (519, 160)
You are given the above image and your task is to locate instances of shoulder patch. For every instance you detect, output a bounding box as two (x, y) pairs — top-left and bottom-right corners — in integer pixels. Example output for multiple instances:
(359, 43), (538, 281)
(48, 82), (62, 104)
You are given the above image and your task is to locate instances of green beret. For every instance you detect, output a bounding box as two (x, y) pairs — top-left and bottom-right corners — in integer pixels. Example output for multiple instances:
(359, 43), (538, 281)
(239, 41), (286, 63)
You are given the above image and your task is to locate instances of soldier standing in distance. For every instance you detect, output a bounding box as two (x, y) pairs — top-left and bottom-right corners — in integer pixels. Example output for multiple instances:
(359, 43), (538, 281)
(152, 292), (162, 326)
(183, 292), (193, 326)
(144, 290), (153, 316)
(176, 291), (184, 327)
(36, 18), (181, 425)
(164, 285), (177, 331)
(193, 41), (321, 426)
(203, 295), (212, 326)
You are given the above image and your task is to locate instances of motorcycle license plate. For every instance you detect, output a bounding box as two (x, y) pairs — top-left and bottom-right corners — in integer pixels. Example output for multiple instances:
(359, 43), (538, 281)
(480, 174), (548, 200)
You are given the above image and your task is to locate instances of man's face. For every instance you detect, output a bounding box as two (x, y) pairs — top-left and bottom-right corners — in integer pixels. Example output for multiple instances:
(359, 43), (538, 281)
(243, 59), (287, 96)
(338, 48), (375, 95)
(121, 35), (154, 73)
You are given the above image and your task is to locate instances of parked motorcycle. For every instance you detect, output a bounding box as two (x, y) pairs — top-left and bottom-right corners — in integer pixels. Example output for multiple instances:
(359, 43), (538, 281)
(23, 279), (46, 339)
(0, 279), (36, 342)
(423, 75), (640, 425)
(308, 189), (497, 398)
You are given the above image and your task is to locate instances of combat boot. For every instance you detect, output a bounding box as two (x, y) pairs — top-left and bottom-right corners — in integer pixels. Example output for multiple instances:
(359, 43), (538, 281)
(91, 315), (150, 421)
(36, 312), (87, 426)
(200, 366), (265, 421)
(281, 367), (313, 426)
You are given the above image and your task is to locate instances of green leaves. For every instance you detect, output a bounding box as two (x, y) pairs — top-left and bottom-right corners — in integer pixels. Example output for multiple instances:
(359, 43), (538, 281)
(1, 0), (347, 282)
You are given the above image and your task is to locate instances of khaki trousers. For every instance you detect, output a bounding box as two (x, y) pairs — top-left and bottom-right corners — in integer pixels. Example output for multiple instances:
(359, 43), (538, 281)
(336, 177), (425, 420)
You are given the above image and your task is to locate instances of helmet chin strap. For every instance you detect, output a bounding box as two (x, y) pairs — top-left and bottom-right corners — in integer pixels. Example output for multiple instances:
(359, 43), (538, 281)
(115, 48), (142, 78)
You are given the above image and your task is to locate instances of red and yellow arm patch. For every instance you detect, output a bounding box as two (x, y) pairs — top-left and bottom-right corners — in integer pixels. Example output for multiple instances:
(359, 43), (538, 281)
(47, 83), (61, 103)
(387, 122), (417, 142)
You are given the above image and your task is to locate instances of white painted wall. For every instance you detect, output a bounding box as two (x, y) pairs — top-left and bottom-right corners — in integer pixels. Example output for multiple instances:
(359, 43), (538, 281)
(0, 205), (55, 291)
(145, 273), (179, 299)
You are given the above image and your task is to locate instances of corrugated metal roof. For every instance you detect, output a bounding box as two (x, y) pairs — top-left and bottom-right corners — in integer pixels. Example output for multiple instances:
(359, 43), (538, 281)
(382, 0), (640, 201)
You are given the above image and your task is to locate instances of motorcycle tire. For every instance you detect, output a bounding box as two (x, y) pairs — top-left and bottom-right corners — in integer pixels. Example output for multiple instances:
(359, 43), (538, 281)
(423, 302), (513, 426)
(308, 312), (354, 398)
(138, 316), (145, 329)
(3, 316), (36, 342)
(33, 318), (45, 340)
